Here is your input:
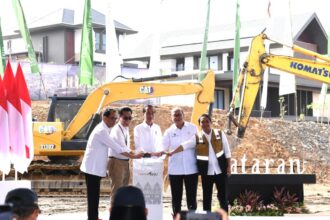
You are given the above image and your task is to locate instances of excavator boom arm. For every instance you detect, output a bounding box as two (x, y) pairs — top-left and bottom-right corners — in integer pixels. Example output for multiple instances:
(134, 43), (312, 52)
(262, 54), (330, 84)
(229, 33), (330, 138)
(64, 71), (215, 140)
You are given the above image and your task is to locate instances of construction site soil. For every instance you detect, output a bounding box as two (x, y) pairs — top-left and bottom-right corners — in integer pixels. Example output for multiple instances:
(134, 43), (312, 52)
(30, 100), (330, 182)
(18, 101), (330, 215)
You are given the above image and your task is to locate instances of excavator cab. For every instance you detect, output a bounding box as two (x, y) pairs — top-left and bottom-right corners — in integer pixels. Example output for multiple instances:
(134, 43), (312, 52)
(33, 95), (100, 157)
(47, 95), (87, 130)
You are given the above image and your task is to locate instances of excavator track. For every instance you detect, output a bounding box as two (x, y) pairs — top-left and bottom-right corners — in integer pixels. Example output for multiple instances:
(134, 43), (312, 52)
(8, 160), (112, 196)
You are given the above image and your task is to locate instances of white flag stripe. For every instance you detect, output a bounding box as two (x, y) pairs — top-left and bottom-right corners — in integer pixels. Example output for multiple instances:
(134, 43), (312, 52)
(20, 100), (34, 167)
(260, 68), (270, 109)
(260, 1), (272, 110)
(7, 102), (26, 173)
(279, 46), (296, 96)
(266, 0), (296, 96)
(0, 107), (10, 175)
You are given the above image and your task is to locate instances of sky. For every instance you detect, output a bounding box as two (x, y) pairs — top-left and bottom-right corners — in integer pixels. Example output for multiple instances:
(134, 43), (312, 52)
(0, 0), (329, 51)
(0, 0), (329, 32)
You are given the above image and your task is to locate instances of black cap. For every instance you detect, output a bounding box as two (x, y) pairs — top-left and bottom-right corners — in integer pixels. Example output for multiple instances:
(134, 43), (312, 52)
(113, 186), (145, 208)
(5, 188), (38, 206)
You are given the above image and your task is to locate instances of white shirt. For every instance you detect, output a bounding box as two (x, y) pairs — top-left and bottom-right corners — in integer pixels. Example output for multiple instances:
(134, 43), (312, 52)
(162, 122), (198, 175)
(134, 122), (162, 153)
(109, 123), (131, 160)
(80, 121), (127, 177)
(182, 130), (231, 175)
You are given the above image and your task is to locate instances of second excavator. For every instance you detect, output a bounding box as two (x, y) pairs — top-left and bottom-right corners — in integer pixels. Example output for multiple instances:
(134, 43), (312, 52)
(228, 32), (330, 138)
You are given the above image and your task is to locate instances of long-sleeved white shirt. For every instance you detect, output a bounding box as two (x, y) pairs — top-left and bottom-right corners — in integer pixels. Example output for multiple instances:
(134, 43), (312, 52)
(182, 130), (231, 175)
(109, 123), (131, 160)
(80, 121), (127, 177)
(134, 122), (162, 153)
(162, 122), (198, 175)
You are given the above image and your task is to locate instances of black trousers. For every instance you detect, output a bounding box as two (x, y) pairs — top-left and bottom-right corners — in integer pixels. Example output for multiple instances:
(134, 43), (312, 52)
(201, 173), (228, 212)
(85, 172), (102, 220)
(169, 173), (198, 215)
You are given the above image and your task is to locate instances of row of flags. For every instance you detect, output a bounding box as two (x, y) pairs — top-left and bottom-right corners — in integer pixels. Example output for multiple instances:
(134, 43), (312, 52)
(0, 0), (97, 175)
(0, 61), (33, 175)
(0, 0), (34, 175)
(0, 0), (97, 86)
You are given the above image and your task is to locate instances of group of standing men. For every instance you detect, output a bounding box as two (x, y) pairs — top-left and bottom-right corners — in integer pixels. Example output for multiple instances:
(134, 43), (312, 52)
(80, 104), (231, 220)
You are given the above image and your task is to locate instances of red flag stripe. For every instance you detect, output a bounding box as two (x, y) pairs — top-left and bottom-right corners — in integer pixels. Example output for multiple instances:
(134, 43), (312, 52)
(0, 75), (7, 111)
(16, 64), (31, 106)
(3, 61), (22, 113)
(16, 63), (34, 163)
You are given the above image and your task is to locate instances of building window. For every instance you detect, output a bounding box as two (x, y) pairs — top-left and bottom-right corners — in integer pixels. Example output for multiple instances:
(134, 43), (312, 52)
(282, 90), (313, 116)
(193, 56), (199, 70)
(214, 89), (225, 109)
(209, 56), (218, 70)
(42, 36), (48, 62)
(227, 52), (234, 71)
(95, 30), (106, 53)
(193, 54), (222, 70)
(102, 33), (106, 51)
(176, 58), (185, 71)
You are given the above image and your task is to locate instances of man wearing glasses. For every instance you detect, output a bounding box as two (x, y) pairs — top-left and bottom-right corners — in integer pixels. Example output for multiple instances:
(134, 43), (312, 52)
(109, 107), (143, 206)
(81, 107), (139, 220)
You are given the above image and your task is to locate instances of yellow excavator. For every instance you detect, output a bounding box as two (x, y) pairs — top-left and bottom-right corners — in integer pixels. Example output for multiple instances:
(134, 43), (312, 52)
(228, 33), (330, 138)
(32, 71), (215, 158)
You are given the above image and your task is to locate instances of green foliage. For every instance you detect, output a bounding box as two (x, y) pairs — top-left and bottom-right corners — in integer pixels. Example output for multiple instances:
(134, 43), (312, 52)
(307, 102), (320, 110)
(237, 190), (261, 210)
(230, 188), (309, 216)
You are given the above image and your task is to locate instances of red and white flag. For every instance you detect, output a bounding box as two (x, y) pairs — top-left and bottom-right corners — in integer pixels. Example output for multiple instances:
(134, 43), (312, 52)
(0, 74), (11, 175)
(3, 61), (26, 173)
(15, 64), (33, 168)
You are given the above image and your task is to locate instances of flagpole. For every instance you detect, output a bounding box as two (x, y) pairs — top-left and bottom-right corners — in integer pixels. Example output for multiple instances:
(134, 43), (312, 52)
(233, 0), (241, 109)
(79, 0), (94, 87)
(0, 17), (5, 75)
(198, 0), (211, 81)
(39, 71), (48, 99)
(318, 28), (330, 123)
(287, 0), (298, 122)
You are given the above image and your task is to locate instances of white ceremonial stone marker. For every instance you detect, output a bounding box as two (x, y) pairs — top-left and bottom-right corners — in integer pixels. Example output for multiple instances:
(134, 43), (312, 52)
(133, 158), (163, 220)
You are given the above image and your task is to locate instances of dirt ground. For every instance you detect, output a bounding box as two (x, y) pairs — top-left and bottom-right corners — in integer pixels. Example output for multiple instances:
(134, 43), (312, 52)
(37, 183), (330, 217)
(30, 101), (330, 217)
(31, 101), (330, 183)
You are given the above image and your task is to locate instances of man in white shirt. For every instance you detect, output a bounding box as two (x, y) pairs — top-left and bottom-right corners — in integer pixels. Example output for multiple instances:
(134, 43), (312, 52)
(109, 107), (143, 206)
(134, 105), (162, 156)
(80, 107), (139, 220)
(162, 107), (198, 216)
(169, 113), (231, 212)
